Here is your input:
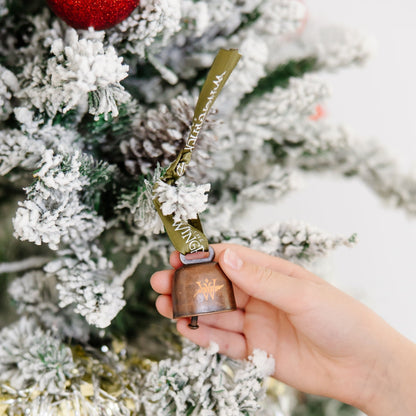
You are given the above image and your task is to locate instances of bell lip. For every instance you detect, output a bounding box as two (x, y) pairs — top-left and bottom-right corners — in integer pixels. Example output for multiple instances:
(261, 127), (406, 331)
(173, 306), (237, 319)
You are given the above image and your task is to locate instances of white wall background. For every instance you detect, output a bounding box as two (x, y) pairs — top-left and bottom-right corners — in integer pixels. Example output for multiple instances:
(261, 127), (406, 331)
(245, 0), (416, 343)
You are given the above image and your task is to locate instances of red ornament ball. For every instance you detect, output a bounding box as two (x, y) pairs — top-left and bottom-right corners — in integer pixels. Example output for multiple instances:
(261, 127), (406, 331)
(47, 0), (140, 30)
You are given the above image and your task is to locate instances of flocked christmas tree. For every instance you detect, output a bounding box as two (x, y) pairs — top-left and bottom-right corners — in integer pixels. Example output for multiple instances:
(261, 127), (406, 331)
(1, 0), (415, 415)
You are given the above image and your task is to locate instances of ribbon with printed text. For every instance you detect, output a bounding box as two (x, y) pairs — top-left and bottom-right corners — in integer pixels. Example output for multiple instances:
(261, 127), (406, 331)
(153, 49), (241, 254)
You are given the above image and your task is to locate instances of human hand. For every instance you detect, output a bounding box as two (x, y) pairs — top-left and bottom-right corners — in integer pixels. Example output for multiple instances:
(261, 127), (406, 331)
(151, 244), (416, 415)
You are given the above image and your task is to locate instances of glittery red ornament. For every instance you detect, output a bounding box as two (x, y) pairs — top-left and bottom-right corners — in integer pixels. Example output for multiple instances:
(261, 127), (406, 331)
(47, 0), (140, 30)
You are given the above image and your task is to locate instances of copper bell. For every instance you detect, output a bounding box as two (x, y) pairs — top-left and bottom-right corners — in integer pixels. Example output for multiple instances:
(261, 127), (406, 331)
(172, 247), (236, 329)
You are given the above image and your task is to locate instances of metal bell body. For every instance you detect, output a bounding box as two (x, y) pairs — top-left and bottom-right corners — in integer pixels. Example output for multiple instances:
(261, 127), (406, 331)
(172, 261), (236, 319)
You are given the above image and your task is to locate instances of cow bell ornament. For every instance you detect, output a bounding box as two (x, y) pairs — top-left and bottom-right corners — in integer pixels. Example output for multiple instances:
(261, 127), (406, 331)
(153, 49), (241, 329)
(172, 247), (236, 329)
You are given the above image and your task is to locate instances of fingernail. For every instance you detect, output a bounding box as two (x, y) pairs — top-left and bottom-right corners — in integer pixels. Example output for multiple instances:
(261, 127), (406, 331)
(223, 249), (243, 270)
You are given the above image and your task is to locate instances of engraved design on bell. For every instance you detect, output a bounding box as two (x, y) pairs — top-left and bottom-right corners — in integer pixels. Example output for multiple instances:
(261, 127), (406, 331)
(194, 278), (224, 301)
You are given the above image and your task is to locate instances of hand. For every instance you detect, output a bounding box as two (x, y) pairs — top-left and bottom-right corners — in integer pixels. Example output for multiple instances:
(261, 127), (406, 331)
(151, 244), (416, 415)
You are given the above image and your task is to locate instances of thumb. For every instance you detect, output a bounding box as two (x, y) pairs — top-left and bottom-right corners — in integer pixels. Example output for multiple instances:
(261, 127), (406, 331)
(218, 248), (316, 314)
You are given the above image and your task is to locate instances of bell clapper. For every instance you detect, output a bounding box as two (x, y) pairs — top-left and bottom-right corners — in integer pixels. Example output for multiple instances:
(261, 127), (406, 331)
(188, 316), (199, 330)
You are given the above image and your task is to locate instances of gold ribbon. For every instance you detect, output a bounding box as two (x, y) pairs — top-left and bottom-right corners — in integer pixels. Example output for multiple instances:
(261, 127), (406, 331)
(153, 49), (241, 254)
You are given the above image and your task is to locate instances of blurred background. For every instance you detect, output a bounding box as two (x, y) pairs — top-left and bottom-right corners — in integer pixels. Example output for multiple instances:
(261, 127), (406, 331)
(246, 0), (416, 343)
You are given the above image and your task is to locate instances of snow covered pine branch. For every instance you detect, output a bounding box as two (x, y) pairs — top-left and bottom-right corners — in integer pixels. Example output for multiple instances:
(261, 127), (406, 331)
(0, 0), (412, 415)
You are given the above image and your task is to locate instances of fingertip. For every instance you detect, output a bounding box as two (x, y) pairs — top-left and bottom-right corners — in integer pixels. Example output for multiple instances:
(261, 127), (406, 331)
(150, 271), (161, 291)
(217, 249), (244, 285)
(150, 270), (174, 294)
(155, 295), (173, 319)
(169, 251), (183, 269)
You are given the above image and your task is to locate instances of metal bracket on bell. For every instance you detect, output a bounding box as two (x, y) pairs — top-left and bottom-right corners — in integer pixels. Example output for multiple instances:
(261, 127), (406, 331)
(173, 246), (236, 330)
(179, 246), (215, 265)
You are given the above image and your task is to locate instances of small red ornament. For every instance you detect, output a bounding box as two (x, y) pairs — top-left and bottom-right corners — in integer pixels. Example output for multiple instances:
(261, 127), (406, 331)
(309, 104), (326, 121)
(47, 0), (140, 31)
